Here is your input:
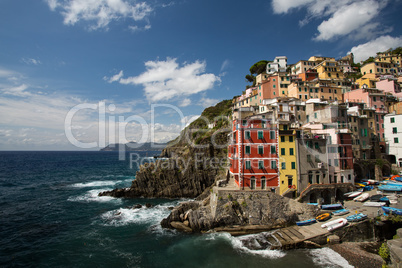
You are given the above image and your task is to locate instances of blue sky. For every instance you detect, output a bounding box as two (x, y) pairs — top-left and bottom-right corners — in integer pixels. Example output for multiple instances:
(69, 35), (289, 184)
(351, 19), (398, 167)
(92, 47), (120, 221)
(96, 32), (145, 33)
(1, 0), (402, 150)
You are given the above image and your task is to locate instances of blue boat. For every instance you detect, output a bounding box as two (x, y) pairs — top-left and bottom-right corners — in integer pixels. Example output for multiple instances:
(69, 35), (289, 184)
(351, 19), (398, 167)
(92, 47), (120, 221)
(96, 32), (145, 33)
(363, 186), (374, 191)
(393, 176), (402, 182)
(346, 213), (367, 222)
(321, 204), (343, 210)
(296, 219), (317, 226)
(307, 203), (319, 206)
(382, 206), (402, 216)
(332, 209), (349, 216)
(378, 185), (402, 192)
(379, 196), (389, 202)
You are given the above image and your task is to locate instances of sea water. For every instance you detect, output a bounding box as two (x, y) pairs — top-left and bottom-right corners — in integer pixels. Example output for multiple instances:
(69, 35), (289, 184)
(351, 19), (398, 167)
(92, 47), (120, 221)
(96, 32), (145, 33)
(0, 151), (353, 267)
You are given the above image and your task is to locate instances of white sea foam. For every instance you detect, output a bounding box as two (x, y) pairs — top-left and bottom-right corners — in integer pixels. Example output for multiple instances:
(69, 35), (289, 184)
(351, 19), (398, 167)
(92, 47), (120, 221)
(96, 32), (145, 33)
(68, 188), (122, 203)
(309, 248), (353, 268)
(100, 203), (174, 227)
(207, 232), (286, 259)
(71, 178), (133, 188)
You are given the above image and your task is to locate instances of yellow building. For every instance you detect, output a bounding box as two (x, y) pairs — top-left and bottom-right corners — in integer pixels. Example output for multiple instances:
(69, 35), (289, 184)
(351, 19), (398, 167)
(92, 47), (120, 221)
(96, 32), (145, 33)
(356, 73), (378, 88)
(360, 61), (401, 76)
(314, 60), (345, 80)
(278, 126), (298, 196)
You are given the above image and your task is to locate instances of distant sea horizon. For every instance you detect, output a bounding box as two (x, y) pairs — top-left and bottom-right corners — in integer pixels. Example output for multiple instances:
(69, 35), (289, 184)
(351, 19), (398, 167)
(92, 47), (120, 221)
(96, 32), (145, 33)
(0, 151), (353, 267)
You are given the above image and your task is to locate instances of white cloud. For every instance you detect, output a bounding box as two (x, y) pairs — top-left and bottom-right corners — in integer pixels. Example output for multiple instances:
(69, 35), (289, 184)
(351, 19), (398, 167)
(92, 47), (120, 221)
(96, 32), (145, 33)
(220, 59), (230, 73)
(1, 84), (31, 97)
(271, 0), (315, 14)
(271, 0), (391, 41)
(22, 58), (42, 65)
(104, 70), (124, 83)
(46, 0), (153, 30)
(179, 98), (191, 107)
(199, 97), (219, 108)
(109, 58), (220, 102)
(348, 35), (402, 63)
(314, 1), (381, 41)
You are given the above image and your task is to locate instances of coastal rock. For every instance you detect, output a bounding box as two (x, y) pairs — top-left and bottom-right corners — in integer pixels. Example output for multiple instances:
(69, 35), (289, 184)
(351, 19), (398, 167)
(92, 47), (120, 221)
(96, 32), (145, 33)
(161, 190), (318, 234)
(170, 221), (193, 233)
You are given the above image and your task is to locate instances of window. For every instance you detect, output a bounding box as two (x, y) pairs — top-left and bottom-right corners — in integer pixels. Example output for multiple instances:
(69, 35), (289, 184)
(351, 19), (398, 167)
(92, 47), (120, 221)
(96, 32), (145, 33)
(395, 137), (399, 144)
(258, 146), (263, 155)
(391, 117), (395, 123)
(281, 148), (285, 155)
(290, 148), (294, 155)
(258, 161), (264, 169)
(315, 155), (320, 162)
(308, 173), (313, 184)
(270, 131), (275, 139)
(315, 142), (319, 149)
(245, 146), (250, 154)
(314, 112), (317, 119)
(334, 159), (339, 166)
(246, 161), (251, 169)
(289, 136), (293, 142)
(258, 131), (263, 139)
(245, 131), (250, 139)
(281, 162), (286, 169)
(393, 127), (397, 134)
(291, 162), (296, 169)
(242, 120), (247, 126)
(271, 145), (276, 154)
(307, 154), (311, 162)
(233, 132), (236, 141)
(281, 136), (285, 142)
(271, 160), (277, 169)
(316, 175), (320, 184)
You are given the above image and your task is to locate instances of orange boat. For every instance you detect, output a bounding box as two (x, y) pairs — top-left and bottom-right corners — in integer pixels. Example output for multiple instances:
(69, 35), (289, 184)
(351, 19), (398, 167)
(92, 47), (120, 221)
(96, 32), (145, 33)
(316, 213), (331, 222)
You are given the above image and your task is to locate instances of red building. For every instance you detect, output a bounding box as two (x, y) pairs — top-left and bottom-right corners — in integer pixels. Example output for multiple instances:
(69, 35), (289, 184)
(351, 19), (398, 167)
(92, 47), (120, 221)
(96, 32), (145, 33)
(228, 117), (279, 191)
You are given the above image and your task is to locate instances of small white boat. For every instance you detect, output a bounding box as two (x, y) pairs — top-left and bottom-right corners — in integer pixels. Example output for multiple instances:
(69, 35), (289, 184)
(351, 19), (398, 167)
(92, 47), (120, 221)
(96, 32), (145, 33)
(321, 218), (347, 231)
(363, 201), (386, 207)
(346, 191), (362, 198)
(353, 192), (369, 202)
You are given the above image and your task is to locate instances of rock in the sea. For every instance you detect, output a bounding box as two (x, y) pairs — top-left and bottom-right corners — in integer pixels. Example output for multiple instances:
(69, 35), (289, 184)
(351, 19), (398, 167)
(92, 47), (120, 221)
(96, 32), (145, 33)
(170, 221), (193, 232)
(145, 203), (153, 208)
(133, 204), (142, 209)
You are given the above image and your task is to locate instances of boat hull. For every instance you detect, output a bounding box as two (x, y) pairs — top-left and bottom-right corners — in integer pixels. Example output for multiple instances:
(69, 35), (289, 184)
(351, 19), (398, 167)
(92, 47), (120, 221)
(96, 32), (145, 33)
(382, 206), (402, 216)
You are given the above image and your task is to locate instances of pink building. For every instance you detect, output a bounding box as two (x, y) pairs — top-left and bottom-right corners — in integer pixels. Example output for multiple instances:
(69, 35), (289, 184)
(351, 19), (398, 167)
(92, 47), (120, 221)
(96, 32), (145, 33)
(376, 78), (402, 100)
(343, 88), (388, 143)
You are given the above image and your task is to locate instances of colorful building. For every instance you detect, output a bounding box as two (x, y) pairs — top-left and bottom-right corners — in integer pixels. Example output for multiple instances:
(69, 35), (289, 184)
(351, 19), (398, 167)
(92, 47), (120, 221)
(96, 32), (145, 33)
(228, 116), (279, 192)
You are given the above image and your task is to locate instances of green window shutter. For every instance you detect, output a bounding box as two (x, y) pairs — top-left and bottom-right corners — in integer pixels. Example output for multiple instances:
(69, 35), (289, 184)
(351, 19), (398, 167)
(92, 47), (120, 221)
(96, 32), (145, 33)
(245, 131), (250, 139)
(245, 146), (250, 154)
(258, 131), (263, 139)
(246, 161), (251, 169)
(271, 145), (276, 154)
(290, 148), (294, 155)
(259, 161), (264, 169)
(291, 162), (296, 169)
(258, 146), (263, 155)
(271, 160), (277, 169)
(270, 131), (275, 139)
(281, 148), (285, 155)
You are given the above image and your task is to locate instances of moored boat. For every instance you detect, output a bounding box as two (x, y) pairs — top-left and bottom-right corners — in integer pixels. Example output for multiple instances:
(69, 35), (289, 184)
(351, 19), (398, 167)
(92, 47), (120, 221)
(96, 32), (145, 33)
(327, 218), (347, 231)
(346, 213), (367, 222)
(296, 218), (317, 226)
(378, 185), (402, 192)
(345, 191), (362, 199)
(363, 201), (386, 207)
(382, 206), (402, 216)
(332, 208), (349, 216)
(320, 204), (343, 210)
(316, 213), (331, 222)
(353, 192), (369, 202)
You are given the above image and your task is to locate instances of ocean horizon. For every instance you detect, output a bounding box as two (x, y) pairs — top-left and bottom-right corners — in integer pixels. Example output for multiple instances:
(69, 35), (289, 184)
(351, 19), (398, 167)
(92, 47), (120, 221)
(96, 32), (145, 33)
(0, 151), (353, 267)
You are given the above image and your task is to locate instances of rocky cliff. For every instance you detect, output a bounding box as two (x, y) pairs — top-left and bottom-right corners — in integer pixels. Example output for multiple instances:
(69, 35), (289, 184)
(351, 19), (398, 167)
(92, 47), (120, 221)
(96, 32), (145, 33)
(161, 188), (319, 234)
(99, 99), (232, 199)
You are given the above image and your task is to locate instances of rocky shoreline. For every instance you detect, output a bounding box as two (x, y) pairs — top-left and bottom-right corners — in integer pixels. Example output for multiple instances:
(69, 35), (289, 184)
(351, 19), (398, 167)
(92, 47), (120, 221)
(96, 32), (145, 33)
(329, 242), (383, 268)
(160, 189), (319, 234)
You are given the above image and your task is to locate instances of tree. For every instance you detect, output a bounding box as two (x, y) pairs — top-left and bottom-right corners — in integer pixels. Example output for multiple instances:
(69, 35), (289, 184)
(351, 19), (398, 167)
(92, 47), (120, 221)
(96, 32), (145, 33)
(245, 60), (270, 88)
